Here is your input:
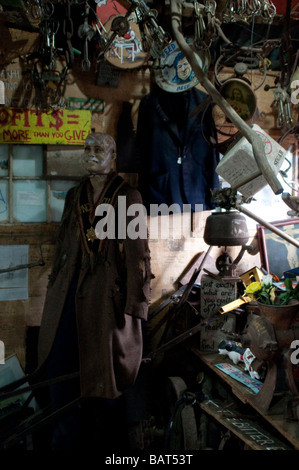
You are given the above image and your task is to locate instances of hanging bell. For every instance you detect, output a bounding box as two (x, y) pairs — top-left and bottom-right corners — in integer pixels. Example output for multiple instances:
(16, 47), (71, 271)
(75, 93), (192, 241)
(204, 211), (249, 246)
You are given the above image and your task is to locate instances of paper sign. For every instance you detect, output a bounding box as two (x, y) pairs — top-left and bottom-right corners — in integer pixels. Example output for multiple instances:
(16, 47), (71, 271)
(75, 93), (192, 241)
(0, 107), (92, 145)
(216, 124), (286, 197)
(0, 245), (28, 300)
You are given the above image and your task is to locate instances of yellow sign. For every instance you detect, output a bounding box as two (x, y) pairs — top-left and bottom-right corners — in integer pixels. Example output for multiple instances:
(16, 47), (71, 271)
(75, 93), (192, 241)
(0, 107), (92, 145)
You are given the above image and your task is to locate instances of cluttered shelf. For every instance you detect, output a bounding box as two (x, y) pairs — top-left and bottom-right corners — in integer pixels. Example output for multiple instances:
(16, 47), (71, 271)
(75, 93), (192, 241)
(188, 346), (299, 450)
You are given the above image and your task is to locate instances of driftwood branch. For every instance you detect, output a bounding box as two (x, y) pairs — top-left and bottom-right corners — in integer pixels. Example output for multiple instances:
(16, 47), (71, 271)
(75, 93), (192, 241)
(170, 0), (283, 196)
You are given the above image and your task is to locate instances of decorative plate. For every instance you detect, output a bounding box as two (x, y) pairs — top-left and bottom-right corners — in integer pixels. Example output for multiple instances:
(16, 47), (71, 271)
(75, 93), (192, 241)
(95, 0), (149, 69)
(154, 39), (209, 93)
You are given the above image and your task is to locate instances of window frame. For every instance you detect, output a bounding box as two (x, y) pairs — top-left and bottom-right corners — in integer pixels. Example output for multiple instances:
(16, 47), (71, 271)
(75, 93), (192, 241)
(0, 144), (81, 224)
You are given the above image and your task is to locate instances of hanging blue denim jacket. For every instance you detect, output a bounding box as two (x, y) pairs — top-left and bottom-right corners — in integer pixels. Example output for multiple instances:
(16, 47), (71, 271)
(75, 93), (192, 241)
(135, 86), (220, 212)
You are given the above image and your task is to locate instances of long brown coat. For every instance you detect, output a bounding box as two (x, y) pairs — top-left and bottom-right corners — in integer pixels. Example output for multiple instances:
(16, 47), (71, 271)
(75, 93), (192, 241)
(38, 175), (152, 398)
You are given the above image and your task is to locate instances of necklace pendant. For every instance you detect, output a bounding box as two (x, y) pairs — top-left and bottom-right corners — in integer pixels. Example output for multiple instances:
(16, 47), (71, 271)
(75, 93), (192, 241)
(177, 156), (182, 164)
(86, 227), (97, 242)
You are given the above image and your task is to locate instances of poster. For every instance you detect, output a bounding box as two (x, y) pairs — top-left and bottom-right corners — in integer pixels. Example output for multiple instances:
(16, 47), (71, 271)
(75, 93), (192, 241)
(0, 107), (91, 145)
(0, 245), (28, 300)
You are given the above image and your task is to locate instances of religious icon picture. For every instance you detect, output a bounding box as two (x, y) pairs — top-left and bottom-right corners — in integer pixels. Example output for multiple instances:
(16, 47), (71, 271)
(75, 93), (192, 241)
(220, 78), (257, 121)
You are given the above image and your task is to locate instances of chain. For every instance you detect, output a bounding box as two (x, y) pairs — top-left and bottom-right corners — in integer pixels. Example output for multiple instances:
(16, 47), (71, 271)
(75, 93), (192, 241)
(222, 0), (276, 23)
(63, 0), (74, 68)
(23, 0), (54, 25)
(194, 2), (205, 49)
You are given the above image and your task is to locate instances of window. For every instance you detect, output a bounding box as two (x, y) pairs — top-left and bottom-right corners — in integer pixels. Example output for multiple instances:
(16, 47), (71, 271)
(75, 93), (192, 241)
(0, 144), (83, 223)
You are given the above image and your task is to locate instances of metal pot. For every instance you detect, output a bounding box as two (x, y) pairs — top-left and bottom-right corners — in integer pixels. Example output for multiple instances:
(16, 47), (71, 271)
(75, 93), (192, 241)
(256, 299), (299, 330)
(204, 211), (249, 246)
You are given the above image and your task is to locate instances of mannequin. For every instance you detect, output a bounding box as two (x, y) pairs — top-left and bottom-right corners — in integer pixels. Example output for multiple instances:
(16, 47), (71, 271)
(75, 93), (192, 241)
(37, 132), (152, 449)
(84, 132), (117, 200)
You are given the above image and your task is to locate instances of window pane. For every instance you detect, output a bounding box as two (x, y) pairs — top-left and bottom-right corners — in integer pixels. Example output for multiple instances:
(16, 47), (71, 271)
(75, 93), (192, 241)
(46, 146), (84, 177)
(12, 145), (43, 177)
(13, 180), (46, 222)
(50, 181), (76, 222)
(0, 144), (9, 176)
(0, 181), (8, 222)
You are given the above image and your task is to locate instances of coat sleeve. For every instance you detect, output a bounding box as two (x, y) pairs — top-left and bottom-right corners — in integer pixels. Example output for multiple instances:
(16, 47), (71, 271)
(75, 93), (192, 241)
(120, 187), (153, 321)
(47, 185), (78, 286)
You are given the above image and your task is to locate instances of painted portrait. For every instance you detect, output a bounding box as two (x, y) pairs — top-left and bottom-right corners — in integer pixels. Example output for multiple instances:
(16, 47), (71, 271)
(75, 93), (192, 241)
(221, 79), (257, 121)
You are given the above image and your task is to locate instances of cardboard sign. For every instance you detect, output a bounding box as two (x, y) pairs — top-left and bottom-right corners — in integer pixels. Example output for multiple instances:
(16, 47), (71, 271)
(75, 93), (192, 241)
(216, 124), (286, 198)
(200, 274), (237, 352)
(0, 107), (92, 145)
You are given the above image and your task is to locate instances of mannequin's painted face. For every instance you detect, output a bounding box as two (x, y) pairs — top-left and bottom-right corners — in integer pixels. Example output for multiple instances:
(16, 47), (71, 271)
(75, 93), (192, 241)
(83, 134), (116, 175)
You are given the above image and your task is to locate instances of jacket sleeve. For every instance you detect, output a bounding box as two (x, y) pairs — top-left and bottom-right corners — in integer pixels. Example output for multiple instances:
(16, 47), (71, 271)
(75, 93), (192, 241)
(47, 186), (78, 286)
(121, 187), (153, 321)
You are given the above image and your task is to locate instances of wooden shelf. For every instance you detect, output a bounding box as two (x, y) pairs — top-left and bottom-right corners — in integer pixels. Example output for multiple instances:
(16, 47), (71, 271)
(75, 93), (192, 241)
(200, 400), (292, 450)
(188, 347), (299, 450)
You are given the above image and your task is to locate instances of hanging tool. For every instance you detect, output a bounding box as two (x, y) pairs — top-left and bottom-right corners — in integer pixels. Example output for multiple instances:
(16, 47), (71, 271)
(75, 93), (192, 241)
(132, 0), (171, 58)
(78, 3), (95, 71)
(272, 85), (294, 130)
(62, 0), (74, 68)
(39, 18), (60, 70)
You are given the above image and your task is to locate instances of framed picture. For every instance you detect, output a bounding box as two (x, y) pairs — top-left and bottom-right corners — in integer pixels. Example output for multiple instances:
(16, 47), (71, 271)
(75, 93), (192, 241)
(257, 218), (299, 279)
(220, 78), (257, 121)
